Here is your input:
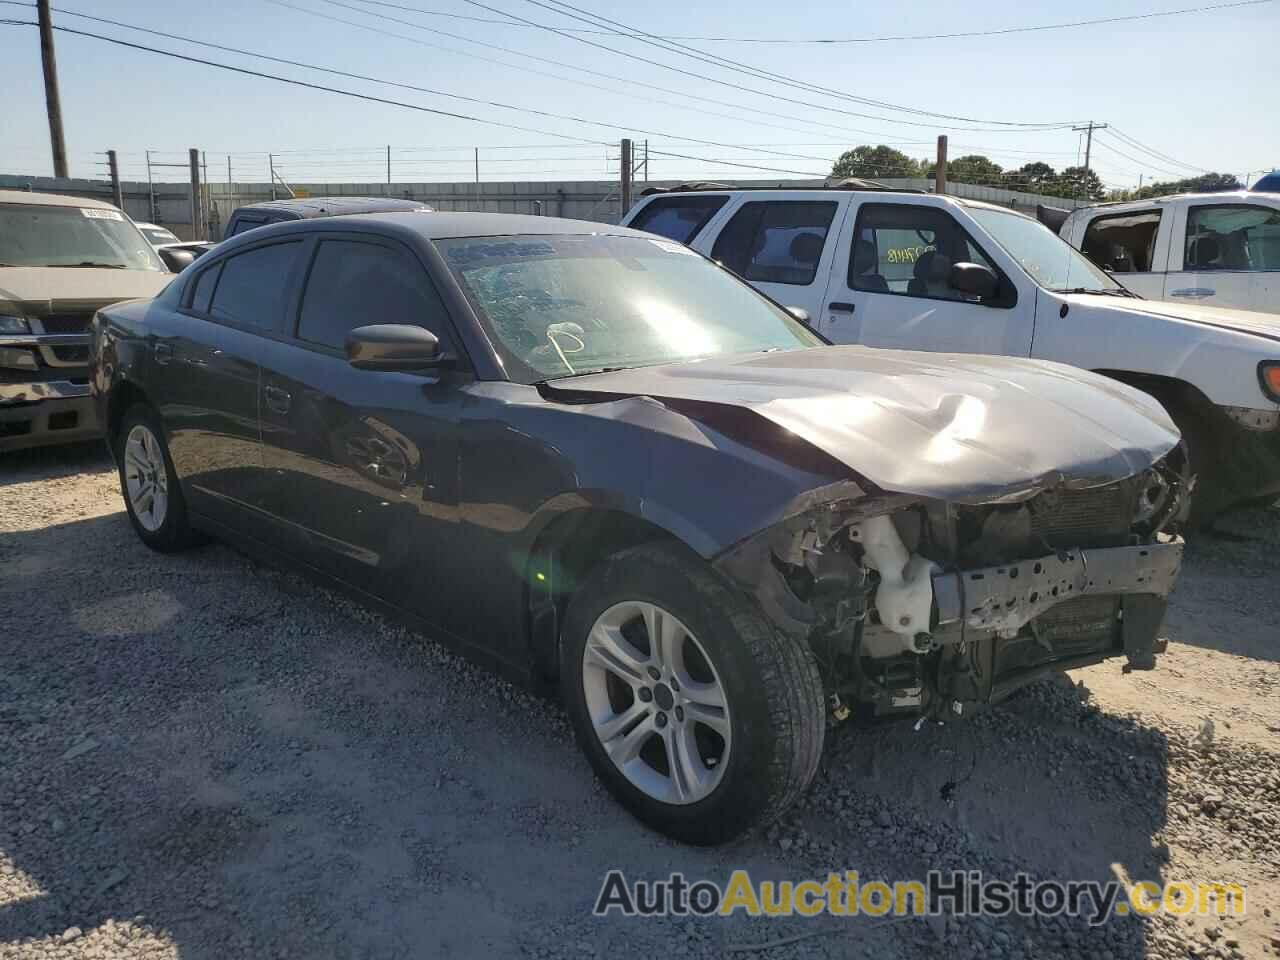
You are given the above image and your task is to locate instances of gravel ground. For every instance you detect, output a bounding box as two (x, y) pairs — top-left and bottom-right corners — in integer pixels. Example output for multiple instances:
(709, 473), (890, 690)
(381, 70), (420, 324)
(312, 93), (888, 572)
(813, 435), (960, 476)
(2, 443), (1278, 960)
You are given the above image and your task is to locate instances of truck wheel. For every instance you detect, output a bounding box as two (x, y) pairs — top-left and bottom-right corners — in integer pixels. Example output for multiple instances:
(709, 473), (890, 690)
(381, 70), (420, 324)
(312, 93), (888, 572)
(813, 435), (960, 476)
(115, 404), (201, 552)
(1163, 402), (1225, 528)
(561, 543), (825, 845)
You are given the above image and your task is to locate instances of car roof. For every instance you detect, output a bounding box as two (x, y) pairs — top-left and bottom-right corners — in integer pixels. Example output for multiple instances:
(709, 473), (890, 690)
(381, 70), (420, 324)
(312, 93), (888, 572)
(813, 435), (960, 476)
(0, 188), (121, 210)
(231, 196), (432, 218)
(1067, 190), (1280, 217)
(635, 188), (1034, 219)
(218, 211), (654, 247)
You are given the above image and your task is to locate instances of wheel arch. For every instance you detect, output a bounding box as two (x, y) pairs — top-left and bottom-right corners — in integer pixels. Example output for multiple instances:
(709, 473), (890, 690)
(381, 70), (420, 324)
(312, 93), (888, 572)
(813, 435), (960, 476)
(524, 507), (682, 684)
(106, 378), (153, 446)
(1093, 368), (1217, 421)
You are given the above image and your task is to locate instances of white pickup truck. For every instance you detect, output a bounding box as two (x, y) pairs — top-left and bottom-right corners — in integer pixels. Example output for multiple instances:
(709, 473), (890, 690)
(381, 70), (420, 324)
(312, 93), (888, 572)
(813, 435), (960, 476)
(622, 186), (1280, 523)
(1057, 191), (1280, 314)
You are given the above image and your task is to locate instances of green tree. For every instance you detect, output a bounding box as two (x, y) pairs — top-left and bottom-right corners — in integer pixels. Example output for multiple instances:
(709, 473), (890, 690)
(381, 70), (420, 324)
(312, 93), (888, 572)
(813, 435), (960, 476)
(1051, 166), (1106, 201)
(831, 145), (921, 179)
(1135, 172), (1242, 199)
(1007, 161), (1058, 191)
(946, 154), (1004, 185)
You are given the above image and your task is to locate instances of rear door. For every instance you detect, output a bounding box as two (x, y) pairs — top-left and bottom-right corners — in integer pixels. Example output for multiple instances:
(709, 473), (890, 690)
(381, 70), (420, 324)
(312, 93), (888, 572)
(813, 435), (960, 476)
(254, 232), (464, 618)
(1163, 201), (1280, 311)
(698, 197), (849, 316)
(819, 198), (1035, 356)
(158, 239), (305, 535)
(1077, 207), (1165, 300)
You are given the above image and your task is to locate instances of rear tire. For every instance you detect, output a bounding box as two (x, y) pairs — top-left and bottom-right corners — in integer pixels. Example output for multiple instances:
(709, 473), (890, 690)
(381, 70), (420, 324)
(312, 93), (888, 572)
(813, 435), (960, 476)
(560, 542), (825, 845)
(115, 404), (202, 552)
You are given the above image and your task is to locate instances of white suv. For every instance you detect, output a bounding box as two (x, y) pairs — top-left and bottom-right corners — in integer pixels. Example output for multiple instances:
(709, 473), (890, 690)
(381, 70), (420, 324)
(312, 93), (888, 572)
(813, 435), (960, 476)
(623, 187), (1280, 523)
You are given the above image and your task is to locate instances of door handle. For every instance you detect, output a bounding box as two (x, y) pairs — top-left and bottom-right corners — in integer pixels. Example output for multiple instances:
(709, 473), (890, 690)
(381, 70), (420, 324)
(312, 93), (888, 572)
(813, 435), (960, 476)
(828, 302), (856, 313)
(264, 384), (291, 414)
(153, 342), (173, 365)
(1169, 288), (1214, 298)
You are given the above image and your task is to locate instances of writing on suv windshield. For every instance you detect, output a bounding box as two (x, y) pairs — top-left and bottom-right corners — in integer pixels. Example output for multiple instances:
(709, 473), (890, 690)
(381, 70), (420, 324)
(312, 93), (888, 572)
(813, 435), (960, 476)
(436, 234), (821, 383)
(0, 203), (165, 272)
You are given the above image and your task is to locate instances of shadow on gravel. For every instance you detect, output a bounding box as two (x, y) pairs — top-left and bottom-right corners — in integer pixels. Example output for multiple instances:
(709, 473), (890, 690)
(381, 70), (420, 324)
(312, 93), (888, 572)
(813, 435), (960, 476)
(0, 508), (1182, 959)
(0, 441), (112, 487)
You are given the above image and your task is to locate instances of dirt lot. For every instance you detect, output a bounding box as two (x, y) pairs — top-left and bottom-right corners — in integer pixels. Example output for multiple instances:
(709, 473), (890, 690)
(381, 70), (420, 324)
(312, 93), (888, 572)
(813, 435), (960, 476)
(2, 444), (1278, 960)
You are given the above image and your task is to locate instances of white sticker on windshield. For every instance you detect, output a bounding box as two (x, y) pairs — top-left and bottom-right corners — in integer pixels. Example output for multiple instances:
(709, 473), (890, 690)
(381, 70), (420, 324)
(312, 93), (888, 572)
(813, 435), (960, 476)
(81, 208), (124, 221)
(647, 238), (698, 256)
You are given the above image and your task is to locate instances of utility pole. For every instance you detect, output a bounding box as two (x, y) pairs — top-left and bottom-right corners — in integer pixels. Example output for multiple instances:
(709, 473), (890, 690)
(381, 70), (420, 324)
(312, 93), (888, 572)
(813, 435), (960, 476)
(37, 0), (68, 177)
(386, 145), (391, 186)
(106, 150), (122, 210)
(474, 147), (479, 184)
(620, 138), (633, 217)
(189, 148), (203, 241)
(268, 154), (277, 201)
(1072, 121), (1108, 176)
(935, 135), (948, 195)
(146, 150), (157, 222)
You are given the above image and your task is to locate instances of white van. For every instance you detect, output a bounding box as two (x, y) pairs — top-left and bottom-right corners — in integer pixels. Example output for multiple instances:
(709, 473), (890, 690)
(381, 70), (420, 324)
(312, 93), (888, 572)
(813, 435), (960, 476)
(1057, 191), (1280, 314)
(622, 186), (1280, 523)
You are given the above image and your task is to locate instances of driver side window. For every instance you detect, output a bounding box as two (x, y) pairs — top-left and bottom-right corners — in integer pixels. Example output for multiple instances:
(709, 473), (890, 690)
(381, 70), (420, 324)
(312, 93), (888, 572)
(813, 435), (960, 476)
(849, 203), (998, 301)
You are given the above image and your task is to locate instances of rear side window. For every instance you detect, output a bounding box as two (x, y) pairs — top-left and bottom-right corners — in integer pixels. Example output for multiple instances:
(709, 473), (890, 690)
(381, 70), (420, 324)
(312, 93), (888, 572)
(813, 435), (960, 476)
(1184, 204), (1280, 271)
(710, 201), (837, 285)
(1081, 209), (1162, 272)
(297, 239), (451, 351)
(229, 215), (265, 237)
(187, 262), (221, 313)
(209, 241), (303, 332)
(629, 196), (727, 244)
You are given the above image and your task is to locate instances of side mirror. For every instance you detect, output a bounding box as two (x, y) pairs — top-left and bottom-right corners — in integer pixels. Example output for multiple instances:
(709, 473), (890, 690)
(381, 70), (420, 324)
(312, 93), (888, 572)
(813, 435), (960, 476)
(158, 247), (195, 274)
(785, 306), (811, 325)
(949, 262), (999, 301)
(346, 324), (448, 371)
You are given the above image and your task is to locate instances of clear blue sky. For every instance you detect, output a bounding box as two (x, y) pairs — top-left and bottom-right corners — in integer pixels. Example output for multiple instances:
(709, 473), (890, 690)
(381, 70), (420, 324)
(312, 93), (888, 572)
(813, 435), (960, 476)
(1, 0), (1276, 189)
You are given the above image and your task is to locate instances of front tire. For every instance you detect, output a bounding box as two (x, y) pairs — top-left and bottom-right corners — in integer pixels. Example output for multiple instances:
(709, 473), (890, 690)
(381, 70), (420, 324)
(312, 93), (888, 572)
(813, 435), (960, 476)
(561, 543), (825, 845)
(115, 404), (201, 552)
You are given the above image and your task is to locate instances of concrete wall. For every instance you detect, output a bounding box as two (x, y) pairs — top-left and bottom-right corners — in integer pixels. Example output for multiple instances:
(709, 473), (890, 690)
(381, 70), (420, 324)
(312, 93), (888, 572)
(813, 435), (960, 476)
(2, 173), (1072, 242)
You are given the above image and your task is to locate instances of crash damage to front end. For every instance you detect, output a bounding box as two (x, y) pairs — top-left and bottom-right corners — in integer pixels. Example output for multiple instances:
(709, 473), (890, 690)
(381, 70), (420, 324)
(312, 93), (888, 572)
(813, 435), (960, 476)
(546, 346), (1190, 723)
(717, 458), (1187, 721)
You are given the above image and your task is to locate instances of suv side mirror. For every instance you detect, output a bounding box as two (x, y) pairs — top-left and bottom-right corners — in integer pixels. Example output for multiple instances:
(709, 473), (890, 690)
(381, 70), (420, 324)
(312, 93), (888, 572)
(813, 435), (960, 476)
(785, 306), (811, 325)
(346, 324), (449, 371)
(949, 262), (999, 301)
(158, 247), (195, 274)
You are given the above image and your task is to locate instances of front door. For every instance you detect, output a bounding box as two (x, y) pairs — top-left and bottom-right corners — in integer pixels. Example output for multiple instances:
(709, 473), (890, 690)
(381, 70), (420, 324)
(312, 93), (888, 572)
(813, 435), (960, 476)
(820, 199), (1035, 357)
(255, 234), (464, 624)
(1163, 202), (1280, 311)
(156, 239), (306, 534)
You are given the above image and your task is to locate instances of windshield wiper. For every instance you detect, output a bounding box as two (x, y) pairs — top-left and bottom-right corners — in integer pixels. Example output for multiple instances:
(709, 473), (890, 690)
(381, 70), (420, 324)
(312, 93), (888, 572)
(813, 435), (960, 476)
(45, 262), (129, 269)
(1053, 286), (1140, 298)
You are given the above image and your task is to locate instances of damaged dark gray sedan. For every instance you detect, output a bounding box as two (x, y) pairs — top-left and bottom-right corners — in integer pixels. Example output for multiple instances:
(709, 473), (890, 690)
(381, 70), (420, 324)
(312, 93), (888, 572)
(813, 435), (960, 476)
(90, 213), (1187, 844)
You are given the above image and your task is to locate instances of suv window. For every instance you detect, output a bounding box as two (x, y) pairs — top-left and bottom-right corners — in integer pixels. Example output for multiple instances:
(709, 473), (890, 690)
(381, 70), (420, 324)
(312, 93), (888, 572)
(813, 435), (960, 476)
(1081, 209), (1162, 272)
(208, 241), (303, 331)
(228, 215), (266, 237)
(850, 203), (998, 300)
(1184, 204), (1280, 271)
(297, 239), (451, 351)
(630, 196), (728, 244)
(711, 201), (837, 285)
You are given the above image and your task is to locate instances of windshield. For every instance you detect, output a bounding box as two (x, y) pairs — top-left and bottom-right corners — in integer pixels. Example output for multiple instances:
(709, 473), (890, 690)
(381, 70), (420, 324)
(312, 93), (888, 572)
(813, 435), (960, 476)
(967, 207), (1123, 294)
(437, 234), (823, 383)
(140, 225), (180, 246)
(0, 203), (166, 271)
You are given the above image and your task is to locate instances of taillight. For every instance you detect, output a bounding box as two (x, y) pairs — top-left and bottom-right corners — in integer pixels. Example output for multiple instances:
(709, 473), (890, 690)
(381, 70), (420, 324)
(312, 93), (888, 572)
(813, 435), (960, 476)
(1260, 362), (1280, 402)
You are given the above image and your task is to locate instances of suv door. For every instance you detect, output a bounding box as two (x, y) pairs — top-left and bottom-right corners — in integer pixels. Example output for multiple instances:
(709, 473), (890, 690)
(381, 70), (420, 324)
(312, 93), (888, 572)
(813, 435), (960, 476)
(704, 199), (847, 316)
(820, 199), (1034, 356)
(1164, 202), (1280, 311)
(159, 239), (305, 534)
(1078, 208), (1165, 300)
(254, 233), (464, 619)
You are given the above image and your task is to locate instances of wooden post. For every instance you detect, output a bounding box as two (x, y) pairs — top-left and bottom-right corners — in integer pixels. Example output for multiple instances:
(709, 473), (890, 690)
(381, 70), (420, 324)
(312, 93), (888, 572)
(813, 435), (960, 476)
(620, 138), (633, 217)
(107, 150), (123, 210)
(37, 0), (68, 177)
(189, 148), (203, 241)
(935, 135), (948, 196)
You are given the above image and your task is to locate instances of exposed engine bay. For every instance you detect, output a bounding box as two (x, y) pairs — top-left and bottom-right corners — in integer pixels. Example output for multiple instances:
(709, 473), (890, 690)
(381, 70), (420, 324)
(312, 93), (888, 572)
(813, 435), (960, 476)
(718, 450), (1189, 723)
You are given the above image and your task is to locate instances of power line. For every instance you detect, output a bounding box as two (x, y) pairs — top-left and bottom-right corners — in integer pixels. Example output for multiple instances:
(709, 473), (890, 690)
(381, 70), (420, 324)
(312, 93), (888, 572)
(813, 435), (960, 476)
(452, 0), (1079, 130)
(340, 0), (1275, 43)
(1107, 127), (1212, 174)
(27, 7), (867, 165)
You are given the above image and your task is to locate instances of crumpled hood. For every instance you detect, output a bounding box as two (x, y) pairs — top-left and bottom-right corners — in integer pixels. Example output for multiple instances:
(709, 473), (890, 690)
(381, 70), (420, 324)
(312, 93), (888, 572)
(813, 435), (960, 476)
(1074, 294), (1280, 343)
(0, 267), (172, 316)
(546, 346), (1180, 503)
